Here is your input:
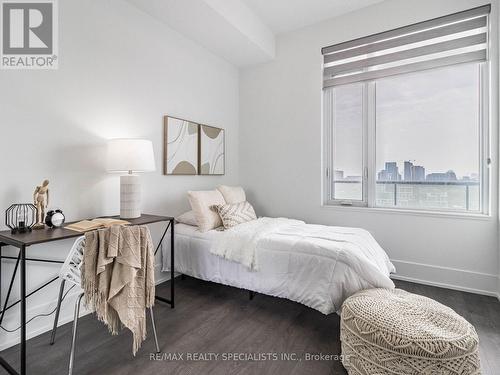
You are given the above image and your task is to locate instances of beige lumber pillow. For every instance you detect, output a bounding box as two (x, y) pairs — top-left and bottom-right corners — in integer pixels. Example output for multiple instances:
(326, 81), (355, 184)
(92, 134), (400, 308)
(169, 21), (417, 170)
(215, 201), (257, 229)
(217, 185), (246, 204)
(187, 190), (226, 232)
(175, 211), (198, 226)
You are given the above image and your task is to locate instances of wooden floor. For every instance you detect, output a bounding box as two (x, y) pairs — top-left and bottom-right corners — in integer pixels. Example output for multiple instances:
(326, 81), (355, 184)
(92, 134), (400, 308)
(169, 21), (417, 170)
(1, 278), (499, 375)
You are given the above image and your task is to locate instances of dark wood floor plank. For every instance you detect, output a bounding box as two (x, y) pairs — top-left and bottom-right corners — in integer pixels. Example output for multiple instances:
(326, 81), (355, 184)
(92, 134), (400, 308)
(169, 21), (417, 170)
(1, 277), (499, 375)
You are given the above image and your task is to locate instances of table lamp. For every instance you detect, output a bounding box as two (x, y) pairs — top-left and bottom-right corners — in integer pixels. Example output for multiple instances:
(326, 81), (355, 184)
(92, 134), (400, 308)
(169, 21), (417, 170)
(106, 139), (156, 219)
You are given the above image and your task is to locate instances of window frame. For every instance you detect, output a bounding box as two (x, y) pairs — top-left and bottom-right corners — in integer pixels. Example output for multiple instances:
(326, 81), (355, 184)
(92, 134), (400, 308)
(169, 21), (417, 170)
(323, 61), (490, 215)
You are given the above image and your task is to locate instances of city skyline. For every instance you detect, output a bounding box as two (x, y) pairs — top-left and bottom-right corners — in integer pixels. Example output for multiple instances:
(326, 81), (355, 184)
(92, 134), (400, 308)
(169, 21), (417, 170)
(334, 159), (479, 182)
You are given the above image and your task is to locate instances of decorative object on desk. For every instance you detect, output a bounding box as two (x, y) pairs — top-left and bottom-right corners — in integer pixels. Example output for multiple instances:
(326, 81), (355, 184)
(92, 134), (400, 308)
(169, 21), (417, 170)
(33, 179), (50, 229)
(200, 124), (225, 175)
(5, 203), (37, 234)
(45, 209), (65, 228)
(164, 115), (199, 175)
(66, 217), (130, 232)
(107, 139), (156, 219)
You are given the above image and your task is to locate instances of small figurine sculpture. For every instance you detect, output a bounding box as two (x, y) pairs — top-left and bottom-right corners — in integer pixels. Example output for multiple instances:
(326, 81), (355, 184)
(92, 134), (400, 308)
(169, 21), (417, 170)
(33, 179), (49, 229)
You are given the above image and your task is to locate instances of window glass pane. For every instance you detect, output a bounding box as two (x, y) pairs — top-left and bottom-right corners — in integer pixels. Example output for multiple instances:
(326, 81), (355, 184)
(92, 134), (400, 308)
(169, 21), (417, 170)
(332, 83), (363, 201)
(375, 63), (481, 211)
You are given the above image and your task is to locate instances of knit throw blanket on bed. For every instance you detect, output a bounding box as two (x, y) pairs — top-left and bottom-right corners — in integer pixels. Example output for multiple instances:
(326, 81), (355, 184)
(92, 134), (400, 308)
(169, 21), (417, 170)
(81, 225), (155, 355)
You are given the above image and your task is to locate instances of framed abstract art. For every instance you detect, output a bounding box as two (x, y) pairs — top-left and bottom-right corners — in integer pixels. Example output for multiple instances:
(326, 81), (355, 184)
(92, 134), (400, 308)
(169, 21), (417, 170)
(164, 116), (199, 175)
(163, 116), (225, 176)
(199, 124), (225, 175)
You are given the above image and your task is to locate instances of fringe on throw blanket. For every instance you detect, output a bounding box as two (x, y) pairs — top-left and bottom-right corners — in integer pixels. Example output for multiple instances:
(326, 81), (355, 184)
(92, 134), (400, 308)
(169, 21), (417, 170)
(81, 225), (155, 355)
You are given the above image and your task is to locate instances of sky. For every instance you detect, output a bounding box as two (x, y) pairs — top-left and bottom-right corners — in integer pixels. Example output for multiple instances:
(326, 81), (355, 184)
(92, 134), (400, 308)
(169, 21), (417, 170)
(331, 62), (481, 179)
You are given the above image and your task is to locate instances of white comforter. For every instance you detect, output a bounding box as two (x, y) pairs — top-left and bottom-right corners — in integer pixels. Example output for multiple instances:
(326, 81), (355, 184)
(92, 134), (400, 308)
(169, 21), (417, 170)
(163, 218), (395, 314)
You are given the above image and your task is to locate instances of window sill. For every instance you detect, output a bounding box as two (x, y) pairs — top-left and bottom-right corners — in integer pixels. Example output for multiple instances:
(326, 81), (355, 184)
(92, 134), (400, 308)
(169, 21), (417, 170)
(321, 203), (493, 221)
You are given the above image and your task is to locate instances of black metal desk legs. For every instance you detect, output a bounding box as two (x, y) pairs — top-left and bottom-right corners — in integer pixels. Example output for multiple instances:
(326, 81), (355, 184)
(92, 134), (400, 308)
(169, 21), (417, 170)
(0, 252), (20, 328)
(0, 244), (2, 313)
(154, 220), (175, 308)
(20, 245), (26, 375)
(170, 221), (174, 309)
(0, 244), (25, 375)
(0, 245), (17, 374)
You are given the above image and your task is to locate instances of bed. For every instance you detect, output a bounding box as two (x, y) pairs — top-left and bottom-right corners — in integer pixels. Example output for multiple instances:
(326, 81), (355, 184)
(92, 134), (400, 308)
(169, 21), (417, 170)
(162, 217), (395, 314)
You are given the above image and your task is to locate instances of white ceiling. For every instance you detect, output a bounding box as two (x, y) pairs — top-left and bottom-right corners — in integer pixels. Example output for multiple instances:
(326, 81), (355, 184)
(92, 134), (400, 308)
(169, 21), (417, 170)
(126, 0), (275, 67)
(242, 0), (385, 34)
(126, 0), (384, 67)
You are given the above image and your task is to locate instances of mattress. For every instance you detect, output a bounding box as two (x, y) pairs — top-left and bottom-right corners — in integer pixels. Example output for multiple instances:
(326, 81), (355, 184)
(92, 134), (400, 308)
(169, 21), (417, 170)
(162, 222), (394, 314)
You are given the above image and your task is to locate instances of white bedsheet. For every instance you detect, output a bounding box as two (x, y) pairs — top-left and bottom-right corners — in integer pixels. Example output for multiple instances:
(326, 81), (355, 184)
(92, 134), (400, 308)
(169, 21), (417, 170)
(162, 221), (395, 314)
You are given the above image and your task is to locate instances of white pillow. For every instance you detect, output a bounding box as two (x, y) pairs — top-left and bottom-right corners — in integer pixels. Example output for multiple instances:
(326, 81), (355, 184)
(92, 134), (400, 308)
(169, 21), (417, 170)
(175, 211), (198, 226)
(187, 190), (226, 232)
(217, 185), (246, 204)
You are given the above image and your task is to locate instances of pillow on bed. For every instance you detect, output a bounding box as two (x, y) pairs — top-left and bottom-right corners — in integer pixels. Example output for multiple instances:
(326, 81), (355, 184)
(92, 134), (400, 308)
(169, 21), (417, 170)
(175, 211), (198, 226)
(188, 190), (226, 232)
(214, 201), (257, 229)
(217, 185), (246, 204)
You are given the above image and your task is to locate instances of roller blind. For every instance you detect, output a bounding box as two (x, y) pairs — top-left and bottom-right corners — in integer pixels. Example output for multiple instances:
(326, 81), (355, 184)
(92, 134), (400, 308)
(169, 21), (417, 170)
(322, 5), (490, 88)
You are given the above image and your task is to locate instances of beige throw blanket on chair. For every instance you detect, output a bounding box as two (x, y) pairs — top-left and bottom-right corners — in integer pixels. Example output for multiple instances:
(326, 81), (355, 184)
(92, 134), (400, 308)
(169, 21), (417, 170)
(82, 225), (155, 355)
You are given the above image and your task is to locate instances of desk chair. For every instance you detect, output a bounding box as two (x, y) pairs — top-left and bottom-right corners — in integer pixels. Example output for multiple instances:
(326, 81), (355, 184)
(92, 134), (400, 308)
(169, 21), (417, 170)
(49, 236), (160, 375)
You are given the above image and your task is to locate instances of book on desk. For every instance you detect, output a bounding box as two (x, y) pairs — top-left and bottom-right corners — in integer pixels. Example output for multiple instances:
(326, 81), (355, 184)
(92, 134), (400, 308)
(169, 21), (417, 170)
(65, 218), (130, 232)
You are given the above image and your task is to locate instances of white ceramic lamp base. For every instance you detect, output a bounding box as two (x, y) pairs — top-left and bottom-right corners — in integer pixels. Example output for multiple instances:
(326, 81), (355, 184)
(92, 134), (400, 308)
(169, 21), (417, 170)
(120, 174), (141, 219)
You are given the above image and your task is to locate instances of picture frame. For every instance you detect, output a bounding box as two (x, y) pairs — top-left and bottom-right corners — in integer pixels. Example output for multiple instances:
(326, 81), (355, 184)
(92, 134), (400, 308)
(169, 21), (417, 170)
(163, 116), (199, 175)
(199, 124), (225, 175)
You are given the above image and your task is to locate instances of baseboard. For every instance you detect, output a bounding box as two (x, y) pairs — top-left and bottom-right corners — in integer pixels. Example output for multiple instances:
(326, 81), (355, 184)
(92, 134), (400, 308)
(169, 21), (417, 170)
(391, 259), (499, 299)
(0, 265), (176, 352)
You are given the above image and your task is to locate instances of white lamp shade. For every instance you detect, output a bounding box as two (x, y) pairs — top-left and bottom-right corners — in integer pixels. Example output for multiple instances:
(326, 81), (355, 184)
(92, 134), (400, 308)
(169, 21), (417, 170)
(106, 139), (156, 173)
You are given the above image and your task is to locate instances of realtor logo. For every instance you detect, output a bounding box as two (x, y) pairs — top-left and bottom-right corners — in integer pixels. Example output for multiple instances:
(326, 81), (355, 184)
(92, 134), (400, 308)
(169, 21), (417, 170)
(1, 0), (58, 69)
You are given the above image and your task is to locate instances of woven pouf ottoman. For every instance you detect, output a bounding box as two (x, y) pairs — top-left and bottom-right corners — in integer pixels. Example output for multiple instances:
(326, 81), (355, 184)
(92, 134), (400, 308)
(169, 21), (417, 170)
(340, 288), (481, 375)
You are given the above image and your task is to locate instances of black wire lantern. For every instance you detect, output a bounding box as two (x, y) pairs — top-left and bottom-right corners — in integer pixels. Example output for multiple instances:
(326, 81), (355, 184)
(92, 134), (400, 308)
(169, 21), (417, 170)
(5, 204), (37, 234)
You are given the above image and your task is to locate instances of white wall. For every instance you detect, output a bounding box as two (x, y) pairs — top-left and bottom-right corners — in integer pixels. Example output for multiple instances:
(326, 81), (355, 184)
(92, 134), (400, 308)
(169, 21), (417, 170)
(240, 0), (500, 297)
(0, 0), (239, 349)
(1, 0), (499, 354)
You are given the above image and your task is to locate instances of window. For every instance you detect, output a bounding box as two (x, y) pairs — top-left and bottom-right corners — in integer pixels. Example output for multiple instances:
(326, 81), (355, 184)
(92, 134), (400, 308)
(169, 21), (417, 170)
(322, 5), (490, 214)
(329, 83), (364, 201)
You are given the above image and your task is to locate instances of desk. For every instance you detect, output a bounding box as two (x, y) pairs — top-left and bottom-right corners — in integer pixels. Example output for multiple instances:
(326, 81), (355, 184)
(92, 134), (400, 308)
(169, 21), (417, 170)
(0, 214), (175, 375)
